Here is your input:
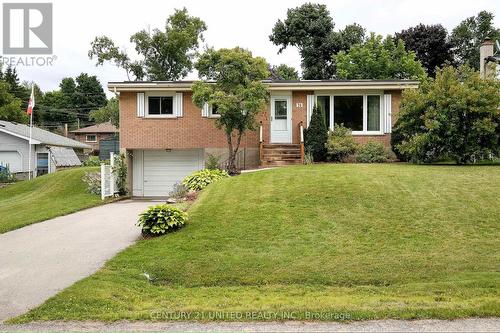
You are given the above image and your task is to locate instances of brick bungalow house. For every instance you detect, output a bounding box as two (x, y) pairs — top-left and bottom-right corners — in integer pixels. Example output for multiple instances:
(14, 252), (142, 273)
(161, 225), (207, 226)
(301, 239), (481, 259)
(108, 79), (418, 197)
(70, 122), (119, 153)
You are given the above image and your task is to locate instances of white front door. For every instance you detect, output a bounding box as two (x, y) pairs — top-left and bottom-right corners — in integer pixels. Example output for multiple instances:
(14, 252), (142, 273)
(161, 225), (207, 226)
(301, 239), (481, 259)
(270, 96), (292, 143)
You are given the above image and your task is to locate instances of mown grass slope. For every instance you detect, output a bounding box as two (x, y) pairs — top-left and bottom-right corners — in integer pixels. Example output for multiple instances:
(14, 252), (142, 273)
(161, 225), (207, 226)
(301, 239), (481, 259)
(13, 164), (500, 322)
(0, 167), (103, 233)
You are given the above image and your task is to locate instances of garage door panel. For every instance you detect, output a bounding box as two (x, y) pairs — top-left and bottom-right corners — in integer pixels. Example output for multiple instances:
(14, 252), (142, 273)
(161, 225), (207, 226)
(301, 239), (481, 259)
(142, 150), (202, 197)
(0, 151), (22, 173)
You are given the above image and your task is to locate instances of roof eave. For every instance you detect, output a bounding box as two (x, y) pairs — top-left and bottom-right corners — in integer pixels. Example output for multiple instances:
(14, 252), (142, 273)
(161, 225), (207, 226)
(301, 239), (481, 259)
(108, 80), (419, 92)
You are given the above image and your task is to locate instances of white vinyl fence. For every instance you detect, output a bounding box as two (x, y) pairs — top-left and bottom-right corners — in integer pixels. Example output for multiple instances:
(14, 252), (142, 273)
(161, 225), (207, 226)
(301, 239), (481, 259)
(100, 152), (119, 200)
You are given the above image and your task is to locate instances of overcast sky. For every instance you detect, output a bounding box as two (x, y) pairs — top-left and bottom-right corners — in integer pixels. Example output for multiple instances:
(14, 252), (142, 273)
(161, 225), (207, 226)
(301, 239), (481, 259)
(9, 0), (500, 96)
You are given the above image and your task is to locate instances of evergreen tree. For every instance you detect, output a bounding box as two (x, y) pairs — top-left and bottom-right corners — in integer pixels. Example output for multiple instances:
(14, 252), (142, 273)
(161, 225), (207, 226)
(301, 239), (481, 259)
(304, 104), (328, 161)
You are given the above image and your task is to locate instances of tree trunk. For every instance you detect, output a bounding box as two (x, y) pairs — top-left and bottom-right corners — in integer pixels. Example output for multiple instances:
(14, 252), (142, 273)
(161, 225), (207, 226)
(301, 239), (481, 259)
(226, 131), (243, 175)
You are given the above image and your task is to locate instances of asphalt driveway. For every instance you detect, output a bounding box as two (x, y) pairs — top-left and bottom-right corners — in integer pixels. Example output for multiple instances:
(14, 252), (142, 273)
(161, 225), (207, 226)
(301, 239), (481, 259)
(0, 200), (154, 322)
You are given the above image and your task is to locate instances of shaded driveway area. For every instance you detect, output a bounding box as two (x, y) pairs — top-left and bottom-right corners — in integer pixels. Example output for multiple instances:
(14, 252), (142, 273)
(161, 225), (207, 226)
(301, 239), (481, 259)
(0, 200), (153, 322)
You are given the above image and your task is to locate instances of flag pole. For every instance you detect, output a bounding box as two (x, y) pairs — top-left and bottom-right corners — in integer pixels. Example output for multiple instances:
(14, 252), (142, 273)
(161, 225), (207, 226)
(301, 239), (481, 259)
(27, 85), (34, 180)
(28, 111), (33, 180)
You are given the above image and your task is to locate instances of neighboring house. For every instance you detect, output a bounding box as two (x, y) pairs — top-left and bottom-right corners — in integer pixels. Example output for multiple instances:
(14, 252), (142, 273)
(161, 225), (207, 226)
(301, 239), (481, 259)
(0, 120), (90, 178)
(108, 79), (418, 197)
(70, 122), (119, 155)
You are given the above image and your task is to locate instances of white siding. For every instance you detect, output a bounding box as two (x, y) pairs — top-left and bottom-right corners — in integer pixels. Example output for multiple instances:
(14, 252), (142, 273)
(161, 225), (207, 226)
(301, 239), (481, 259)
(0, 131), (29, 173)
(132, 150), (144, 196)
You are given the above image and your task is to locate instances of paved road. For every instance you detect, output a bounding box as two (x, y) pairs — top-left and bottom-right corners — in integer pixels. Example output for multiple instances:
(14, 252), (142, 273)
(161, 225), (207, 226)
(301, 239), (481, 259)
(0, 200), (154, 322)
(0, 318), (499, 332)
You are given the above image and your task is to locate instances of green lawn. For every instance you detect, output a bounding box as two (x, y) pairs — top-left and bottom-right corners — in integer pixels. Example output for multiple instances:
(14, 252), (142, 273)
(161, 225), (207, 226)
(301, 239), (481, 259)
(0, 167), (105, 233)
(12, 164), (500, 322)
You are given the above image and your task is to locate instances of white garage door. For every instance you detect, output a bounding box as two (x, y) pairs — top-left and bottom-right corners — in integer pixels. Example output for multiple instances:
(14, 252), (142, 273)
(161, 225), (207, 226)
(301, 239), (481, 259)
(0, 151), (22, 173)
(141, 150), (203, 197)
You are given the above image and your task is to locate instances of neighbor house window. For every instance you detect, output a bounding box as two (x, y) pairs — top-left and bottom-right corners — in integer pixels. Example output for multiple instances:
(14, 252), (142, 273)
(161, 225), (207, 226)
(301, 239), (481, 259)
(334, 96), (363, 131)
(148, 96), (173, 116)
(86, 134), (97, 142)
(318, 94), (382, 134)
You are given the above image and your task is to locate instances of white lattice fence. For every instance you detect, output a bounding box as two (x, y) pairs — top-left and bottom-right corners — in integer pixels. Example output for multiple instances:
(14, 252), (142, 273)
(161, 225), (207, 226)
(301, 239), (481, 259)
(100, 152), (118, 200)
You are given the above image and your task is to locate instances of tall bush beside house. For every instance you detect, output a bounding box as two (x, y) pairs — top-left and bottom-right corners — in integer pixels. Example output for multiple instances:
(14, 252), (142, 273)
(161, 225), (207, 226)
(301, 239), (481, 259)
(393, 65), (500, 164)
(304, 104), (328, 161)
(112, 153), (127, 195)
(326, 124), (357, 162)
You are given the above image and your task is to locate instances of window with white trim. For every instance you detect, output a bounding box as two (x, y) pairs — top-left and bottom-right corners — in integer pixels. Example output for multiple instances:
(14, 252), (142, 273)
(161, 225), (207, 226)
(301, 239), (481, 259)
(147, 96), (174, 116)
(317, 94), (383, 134)
(86, 134), (97, 142)
(209, 104), (220, 117)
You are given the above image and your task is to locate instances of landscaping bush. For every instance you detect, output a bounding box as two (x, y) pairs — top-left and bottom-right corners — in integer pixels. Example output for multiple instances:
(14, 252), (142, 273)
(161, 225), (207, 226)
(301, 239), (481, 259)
(393, 65), (500, 164)
(169, 182), (188, 199)
(326, 124), (358, 162)
(182, 169), (229, 191)
(205, 153), (221, 170)
(112, 153), (127, 195)
(356, 142), (388, 163)
(82, 171), (101, 195)
(137, 204), (187, 236)
(304, 104), (328, 162)
(0, 165), (15, 183)
(83, 156), (101, 166)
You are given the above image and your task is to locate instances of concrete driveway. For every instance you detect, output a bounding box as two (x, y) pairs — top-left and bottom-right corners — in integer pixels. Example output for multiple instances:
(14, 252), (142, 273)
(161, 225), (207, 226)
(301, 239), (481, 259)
(0, 200), (154, 322)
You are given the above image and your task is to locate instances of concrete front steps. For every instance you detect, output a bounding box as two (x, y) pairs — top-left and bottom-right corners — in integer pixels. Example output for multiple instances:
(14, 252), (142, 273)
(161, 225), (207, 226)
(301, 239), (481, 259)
(260, 143), (303, 167)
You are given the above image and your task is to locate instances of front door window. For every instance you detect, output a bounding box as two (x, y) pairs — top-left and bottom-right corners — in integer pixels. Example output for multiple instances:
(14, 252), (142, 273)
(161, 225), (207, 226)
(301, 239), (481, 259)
(270, 97), (291, 143)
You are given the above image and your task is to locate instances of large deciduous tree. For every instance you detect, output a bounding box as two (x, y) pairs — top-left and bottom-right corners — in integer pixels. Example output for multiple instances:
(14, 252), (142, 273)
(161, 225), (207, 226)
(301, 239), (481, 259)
(0, 81), (25, 123)
(268, 64), (300, 80)
(450, 11), (500, 70)
(269, 3), (364, 79)
(90, 98), (119, 128)
(333, 33), (426, 80)
(395, 24), (454, 77)
(89, 8), (206, 81)
(392, 65), (500, 164)
(192, 47), (269, 174)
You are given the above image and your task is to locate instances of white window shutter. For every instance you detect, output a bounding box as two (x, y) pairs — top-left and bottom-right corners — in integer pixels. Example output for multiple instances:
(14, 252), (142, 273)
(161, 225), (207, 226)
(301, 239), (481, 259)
(306, 95), (315, 127)
(175, 93), (183, 117)
(201, 103), (209, 117)
(136, 93), (145, 117)
(383, 94), (392, 133)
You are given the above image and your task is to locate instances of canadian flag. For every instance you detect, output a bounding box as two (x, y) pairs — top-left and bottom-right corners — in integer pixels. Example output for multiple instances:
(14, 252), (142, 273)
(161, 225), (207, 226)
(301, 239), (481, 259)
(26, 86), (35, 115)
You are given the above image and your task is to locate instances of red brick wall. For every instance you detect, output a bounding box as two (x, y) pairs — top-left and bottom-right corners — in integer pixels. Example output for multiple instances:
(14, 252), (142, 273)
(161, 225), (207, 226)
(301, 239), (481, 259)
(119, 89), (402, 150)
(120, 92), (260, 149)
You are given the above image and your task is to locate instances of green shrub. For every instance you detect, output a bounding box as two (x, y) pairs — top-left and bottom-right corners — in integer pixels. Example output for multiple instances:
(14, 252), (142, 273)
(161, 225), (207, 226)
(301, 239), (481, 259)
(393, 65), (500, 164)
(82, 171), (101, 195)
(112, 153), (127, 195)
(205, 153), (221, 170)
(0, 165), (15, 183)
(137, 204), (187, 236)
(326, 124), (358, 162)
(83, 156), (101, 166)
(182, 169), (229, 191)
(356, 142), (388, 163)
(304, 104), (328, 162)
(169, 182), (188, 199)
